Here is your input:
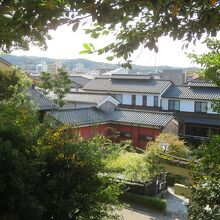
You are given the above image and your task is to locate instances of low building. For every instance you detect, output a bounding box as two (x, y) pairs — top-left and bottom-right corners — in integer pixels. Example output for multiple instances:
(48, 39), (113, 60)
(49, 104), (178, 149)
(0, 57), (12, 70)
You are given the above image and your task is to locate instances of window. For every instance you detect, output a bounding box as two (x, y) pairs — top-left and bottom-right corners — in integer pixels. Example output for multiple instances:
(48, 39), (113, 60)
(168, 100), (180, 111)
(154, 96), (158, 107)
(185, 126), (209, 137)
(195, 101), (207, 113)
(139, 135), (152, 141)
(132, 95), (136, 106)
(142, 95), (147, 106)
(120, 131), (132, 138)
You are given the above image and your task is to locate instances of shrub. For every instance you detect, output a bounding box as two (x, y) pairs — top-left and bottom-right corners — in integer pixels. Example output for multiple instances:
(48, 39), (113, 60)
(121, 192), (166, 212)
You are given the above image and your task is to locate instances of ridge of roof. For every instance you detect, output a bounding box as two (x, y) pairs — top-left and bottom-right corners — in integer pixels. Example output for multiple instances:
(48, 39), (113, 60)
(115, 108), (173, 115)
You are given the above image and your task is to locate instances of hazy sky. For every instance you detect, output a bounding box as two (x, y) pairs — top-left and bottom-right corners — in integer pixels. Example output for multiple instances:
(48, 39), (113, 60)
(11, 24), (210, 67)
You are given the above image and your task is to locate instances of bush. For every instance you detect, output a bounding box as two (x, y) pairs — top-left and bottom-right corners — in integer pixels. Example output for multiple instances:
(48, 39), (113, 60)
(121, 192), (166, 212)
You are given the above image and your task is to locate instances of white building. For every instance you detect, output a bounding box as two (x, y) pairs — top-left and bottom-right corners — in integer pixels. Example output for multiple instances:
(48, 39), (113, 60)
(36, 61), (47, 74)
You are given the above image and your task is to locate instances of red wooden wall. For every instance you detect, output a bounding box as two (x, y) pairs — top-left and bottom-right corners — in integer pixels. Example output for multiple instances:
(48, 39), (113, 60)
(77, 123), (161, 150)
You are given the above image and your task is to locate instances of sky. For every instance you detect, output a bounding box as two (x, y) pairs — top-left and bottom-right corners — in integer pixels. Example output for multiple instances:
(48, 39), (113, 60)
(11, 24), (210, 68)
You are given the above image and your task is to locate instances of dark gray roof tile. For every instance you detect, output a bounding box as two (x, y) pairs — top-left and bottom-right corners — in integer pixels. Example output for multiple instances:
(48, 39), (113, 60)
(162, 85), (220, 100)
(49, 108), (174, 127)
(83, 78), (171, 94)
(28, 86), (59, 110)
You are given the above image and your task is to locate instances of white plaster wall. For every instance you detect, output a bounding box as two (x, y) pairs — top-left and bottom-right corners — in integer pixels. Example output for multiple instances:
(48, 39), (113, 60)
(180, 100), (194, 112)
(162, 98), (217, 114)
(162, 99), (169, 110)
(122, 94), (132, 105)
(136, 95), (142, 106)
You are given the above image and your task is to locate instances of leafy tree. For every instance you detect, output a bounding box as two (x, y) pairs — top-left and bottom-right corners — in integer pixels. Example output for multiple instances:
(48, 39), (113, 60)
(53, 68), (71, 107)
(188, 136), (220, 220)
(0, 67), (31, 101)
(144, 133), (190, 178)
(36, 126), (122, 220)
(1, 1), (220, 62)
(0, 70), (46, 219)
(38, 71), (54, 95)
(187, 38), (220, 220)
(188, 38), (220, 86)
(151, 133), (190, 158)
(106, 152), (150, 182)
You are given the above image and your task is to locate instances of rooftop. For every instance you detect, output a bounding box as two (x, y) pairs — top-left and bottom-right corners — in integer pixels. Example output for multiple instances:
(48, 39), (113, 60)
(162, 85), (220, 100)
(28, 86), (59, 111)
(83, 77), (172, 94)
(69, 75), (91, 87)
(185, 80), (216, 87)
(177, 113), (220, 127)
(49, 92), (109, 104)
(49, 107), (174, 127)
(0, 57), (12, 66)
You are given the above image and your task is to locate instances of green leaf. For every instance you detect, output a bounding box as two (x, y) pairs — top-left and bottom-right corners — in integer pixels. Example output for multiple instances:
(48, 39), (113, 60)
(106, 56), (114, 61)
(83, 43), (91, 50)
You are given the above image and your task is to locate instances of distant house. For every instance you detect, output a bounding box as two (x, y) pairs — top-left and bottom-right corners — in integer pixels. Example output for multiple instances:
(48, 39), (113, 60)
(0, 57), (12, 70)
(82, 74), (172, 111)
(69, 75), (91, 91)
(160, 69), (186, 85)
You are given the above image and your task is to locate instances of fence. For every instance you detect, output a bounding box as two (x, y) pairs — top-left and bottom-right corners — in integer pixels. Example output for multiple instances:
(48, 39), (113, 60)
(118, 173), (167, 197)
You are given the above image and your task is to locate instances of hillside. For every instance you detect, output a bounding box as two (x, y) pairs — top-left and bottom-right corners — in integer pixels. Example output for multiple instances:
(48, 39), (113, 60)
(0, 54), (188, 74)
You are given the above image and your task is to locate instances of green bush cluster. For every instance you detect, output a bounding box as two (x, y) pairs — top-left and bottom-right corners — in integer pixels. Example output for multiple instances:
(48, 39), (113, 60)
(121, 192), (166, 212)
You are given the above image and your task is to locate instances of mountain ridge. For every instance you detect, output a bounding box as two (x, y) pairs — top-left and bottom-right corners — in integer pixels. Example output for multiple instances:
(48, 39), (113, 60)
(0, 54), (192, 73)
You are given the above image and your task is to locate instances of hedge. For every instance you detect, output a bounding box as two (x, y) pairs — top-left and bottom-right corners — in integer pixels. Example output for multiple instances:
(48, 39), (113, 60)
(121, 192), (167, 212)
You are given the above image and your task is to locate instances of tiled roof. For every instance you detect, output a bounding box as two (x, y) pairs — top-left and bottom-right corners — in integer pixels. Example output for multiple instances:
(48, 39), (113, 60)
(49, 92), (108, 104)
(49, 108), (174, 127)
(49, 108), (106, 125)
(162, 85), (220, 100)
(185, 80), (216, 87)
(83, 78), (172, 94)
(0, 57), (12, 66)
(178, 114), (220, 126)
(69, 76), (91, 87)
(109, 74), (152, 80)
(65, 93), (108, 104)
(109, 109), (174, 127)
(28, 86), (59, 110)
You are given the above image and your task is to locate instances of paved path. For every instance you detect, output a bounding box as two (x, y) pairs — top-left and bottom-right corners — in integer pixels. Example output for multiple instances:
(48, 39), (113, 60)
(119, 187), (189, 220)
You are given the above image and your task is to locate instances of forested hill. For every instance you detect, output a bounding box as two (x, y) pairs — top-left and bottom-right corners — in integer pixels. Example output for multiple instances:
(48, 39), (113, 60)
(1, 54), (187, 73)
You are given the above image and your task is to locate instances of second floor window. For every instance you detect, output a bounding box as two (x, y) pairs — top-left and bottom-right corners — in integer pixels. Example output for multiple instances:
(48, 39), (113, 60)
(168, 100), (180, 111)
(142, 95), (147, 106)
(132, 95), (136, 106)
(195, 101), (207, 113)
(154, 96), (158, 107)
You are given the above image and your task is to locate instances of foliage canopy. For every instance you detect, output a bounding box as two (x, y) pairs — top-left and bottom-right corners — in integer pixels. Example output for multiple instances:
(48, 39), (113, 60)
(188, 136), (220, 220)
(1, 1), (220, 62)
(0, 69), (122, 219)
